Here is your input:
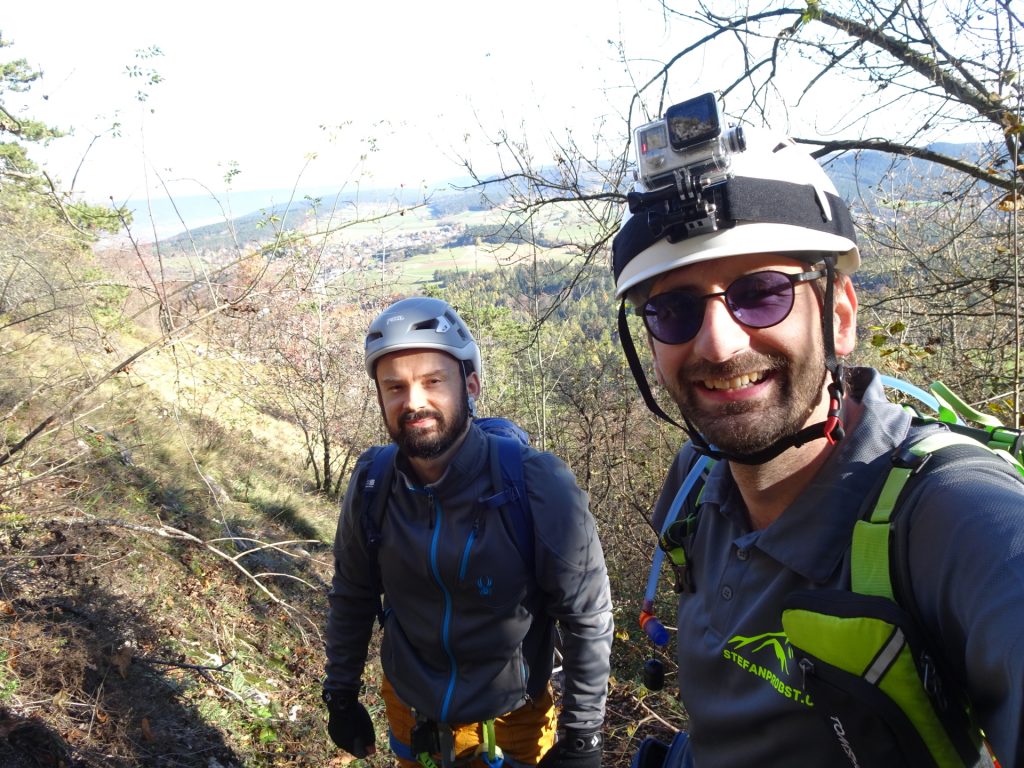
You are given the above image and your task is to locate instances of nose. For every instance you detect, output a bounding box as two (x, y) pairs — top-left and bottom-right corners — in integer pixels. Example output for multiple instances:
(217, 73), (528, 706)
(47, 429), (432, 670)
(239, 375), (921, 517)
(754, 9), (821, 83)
(405, 381), (429, 411)
(690, 294), (751, 363)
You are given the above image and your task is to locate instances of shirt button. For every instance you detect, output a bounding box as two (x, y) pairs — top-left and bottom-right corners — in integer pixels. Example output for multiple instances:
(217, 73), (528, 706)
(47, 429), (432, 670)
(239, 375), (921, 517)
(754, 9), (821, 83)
(736, 549), (749, 561)
(721, 585), (733, 600)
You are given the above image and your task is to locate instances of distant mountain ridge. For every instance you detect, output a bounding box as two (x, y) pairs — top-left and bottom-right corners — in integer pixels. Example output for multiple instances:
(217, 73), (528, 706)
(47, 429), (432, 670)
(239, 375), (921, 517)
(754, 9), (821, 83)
(125, 142), (992, 246)
(122, 176), (499, 244)
(821, 141), (995, 199)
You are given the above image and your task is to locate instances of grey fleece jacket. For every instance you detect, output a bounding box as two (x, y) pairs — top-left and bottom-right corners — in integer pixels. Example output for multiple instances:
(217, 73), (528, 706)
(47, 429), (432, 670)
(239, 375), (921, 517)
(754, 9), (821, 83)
(325, 422), (613, 730)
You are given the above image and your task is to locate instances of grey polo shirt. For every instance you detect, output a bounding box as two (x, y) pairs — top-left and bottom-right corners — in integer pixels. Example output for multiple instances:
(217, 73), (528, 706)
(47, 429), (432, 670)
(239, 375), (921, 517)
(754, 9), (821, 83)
(651, 367), (1024, 766)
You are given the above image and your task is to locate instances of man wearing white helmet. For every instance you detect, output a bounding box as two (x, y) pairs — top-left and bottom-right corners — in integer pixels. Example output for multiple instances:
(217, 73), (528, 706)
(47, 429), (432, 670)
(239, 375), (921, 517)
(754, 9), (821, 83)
(324, 297), (613, 768)
(613, 95), (1024, 766)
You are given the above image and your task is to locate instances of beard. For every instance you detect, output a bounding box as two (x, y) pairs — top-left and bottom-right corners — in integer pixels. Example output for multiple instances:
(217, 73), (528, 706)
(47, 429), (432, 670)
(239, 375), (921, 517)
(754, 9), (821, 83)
(388, 390), (471, 460)
(667, 347), (827, 457)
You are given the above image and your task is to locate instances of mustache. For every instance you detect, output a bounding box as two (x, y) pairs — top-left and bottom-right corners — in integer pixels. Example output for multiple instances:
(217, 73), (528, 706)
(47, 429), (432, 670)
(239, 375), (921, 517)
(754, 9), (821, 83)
(680, 352), (787, 383)
(400, 408), (443, 425)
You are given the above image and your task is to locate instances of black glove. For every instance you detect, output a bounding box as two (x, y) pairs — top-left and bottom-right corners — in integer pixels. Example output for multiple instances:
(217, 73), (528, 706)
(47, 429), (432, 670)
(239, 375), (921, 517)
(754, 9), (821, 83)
(323, 688), (376, 757)
(538, 729), (603, 768)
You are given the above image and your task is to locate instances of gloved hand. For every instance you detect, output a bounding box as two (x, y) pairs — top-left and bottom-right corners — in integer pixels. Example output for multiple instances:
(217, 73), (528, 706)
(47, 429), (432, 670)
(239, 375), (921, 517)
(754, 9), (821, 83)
(538, 729), (603, 768)
(323, 688), (376, 757)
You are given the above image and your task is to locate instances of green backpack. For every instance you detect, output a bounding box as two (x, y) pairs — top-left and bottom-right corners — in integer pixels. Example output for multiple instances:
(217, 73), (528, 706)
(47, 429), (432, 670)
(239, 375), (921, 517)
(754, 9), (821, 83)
(651, 378), (1023, 767)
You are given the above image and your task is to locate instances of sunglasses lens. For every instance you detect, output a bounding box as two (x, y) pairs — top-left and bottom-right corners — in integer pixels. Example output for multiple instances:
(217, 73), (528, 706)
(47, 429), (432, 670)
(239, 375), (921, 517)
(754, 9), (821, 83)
(641, 271), (806, 344)
(642, 293), (704, 344)
(725, 271), (796, 328)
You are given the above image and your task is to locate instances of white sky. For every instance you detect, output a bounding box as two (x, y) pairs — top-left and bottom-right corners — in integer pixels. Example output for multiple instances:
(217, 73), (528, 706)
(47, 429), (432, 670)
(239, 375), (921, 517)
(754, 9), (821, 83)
(4, 0), (697, 204)
(4, 1), (995, 211)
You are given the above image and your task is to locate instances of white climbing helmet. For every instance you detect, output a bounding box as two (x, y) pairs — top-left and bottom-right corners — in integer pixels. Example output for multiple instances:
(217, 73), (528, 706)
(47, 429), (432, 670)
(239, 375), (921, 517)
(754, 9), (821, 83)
(612, 127), (860, 299)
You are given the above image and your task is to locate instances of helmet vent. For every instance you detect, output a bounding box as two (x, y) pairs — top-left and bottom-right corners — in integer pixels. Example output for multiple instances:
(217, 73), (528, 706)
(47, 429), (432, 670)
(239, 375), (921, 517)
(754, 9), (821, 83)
(364, 298), (481, 380)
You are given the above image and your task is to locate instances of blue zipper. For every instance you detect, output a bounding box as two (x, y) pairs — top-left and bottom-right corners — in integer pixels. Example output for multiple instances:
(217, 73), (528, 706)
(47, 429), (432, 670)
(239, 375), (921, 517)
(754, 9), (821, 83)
(428, 492), (458, 721)
(458, 519), (479, 581)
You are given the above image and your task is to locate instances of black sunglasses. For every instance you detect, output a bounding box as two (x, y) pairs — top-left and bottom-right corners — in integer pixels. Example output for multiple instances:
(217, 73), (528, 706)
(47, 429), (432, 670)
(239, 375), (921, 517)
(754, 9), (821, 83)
(638, 269), (825, 345)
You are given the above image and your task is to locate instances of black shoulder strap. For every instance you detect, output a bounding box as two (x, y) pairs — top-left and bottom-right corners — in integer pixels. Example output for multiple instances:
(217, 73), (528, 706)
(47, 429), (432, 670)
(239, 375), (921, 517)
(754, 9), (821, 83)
(361, 444), (397, 625)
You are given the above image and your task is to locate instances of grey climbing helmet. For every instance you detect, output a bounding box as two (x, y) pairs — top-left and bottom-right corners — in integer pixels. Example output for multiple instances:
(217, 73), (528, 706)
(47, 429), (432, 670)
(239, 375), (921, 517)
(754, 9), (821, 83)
(364, 297), (482, 380)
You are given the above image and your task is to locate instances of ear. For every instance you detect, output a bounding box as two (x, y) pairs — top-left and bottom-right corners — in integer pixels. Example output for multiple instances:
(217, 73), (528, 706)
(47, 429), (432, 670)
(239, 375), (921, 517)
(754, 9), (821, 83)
(647, 336), (667, 387)
(832, 274), (858, 356)
(465, 371), (481, 399)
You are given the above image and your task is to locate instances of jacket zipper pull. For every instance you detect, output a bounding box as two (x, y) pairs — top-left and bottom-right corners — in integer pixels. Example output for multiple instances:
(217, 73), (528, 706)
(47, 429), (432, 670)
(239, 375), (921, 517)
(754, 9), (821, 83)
(799, 657), (814, 689)
(458, 517), (482, 583)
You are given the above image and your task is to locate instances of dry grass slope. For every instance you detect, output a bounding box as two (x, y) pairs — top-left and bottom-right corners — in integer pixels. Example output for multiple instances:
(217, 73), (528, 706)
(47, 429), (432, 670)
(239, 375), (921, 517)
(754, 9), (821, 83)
(0, 329), (348, 766)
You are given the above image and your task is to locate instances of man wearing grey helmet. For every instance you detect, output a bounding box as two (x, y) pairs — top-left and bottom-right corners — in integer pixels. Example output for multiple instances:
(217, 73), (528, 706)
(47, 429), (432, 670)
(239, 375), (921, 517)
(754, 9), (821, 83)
(613, 94), (1024, 767)
(324, 297), (613, 768)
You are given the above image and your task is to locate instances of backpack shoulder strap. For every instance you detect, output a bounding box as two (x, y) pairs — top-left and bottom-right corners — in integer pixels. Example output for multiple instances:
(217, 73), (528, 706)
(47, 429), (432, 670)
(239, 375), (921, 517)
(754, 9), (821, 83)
(479, 434), (534, 571)
(360, 443), (397, 624)
(638, 454), (712, 598)
(847, 427), (1024, 761)
(851, 427), (1021, 600)
(639, 452), (714, 645)
(362, 444), (398, 539)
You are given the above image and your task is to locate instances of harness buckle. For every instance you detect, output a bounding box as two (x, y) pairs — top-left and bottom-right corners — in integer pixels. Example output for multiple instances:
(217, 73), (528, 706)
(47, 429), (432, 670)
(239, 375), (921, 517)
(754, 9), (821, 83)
(920, 652), (948, 711)
(411, 718), (458, 768)
(890, 444), (933, 473)
(411, 719), (440, 757)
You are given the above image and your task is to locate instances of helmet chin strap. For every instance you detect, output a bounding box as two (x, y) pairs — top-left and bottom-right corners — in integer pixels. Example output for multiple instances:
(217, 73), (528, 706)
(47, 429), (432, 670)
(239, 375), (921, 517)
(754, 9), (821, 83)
(618, 257), (847, 466)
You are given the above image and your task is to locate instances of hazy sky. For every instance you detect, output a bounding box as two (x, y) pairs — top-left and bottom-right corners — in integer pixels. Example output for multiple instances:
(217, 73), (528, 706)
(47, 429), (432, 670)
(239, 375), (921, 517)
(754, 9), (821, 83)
(4, 0), (703, 204)
(6, 1), (993, 216)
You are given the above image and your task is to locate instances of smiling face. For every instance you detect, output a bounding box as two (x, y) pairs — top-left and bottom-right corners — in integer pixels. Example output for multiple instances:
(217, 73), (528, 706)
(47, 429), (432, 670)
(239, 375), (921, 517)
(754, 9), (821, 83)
(375, 349), (480, 463)
(647, 253), (857, 457)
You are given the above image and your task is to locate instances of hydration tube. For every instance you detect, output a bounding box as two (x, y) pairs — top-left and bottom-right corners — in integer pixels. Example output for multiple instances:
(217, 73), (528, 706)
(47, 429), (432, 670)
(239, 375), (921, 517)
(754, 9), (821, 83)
(880, 375), (964, 425)
(640, 454), (713, 646)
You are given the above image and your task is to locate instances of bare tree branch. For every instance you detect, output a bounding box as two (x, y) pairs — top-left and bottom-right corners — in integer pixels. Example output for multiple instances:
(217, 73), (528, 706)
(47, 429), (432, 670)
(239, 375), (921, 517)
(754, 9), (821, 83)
(796, 136), (1015, 189)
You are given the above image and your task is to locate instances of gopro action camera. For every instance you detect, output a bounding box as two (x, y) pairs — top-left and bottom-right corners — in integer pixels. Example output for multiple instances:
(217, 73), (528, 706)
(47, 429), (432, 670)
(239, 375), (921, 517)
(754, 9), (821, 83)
(633, 92), (746, 192)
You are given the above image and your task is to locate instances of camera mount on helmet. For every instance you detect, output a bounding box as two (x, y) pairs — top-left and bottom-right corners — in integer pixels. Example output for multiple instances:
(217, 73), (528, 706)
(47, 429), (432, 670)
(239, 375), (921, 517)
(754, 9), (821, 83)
(629, 93), (747, 243)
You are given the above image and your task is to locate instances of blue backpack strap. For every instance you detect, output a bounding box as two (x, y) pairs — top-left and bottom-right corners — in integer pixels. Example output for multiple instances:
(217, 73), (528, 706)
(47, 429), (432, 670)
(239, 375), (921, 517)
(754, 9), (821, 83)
(474, 416), (530, 446)
(361, 443), (397, 625)
(479, 434), (534, 572)
(656, 455), (715, 595)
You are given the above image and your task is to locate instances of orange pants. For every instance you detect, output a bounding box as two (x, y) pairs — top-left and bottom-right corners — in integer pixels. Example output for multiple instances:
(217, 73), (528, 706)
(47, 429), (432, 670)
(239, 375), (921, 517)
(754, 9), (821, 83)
(381, 676), (557, 767)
